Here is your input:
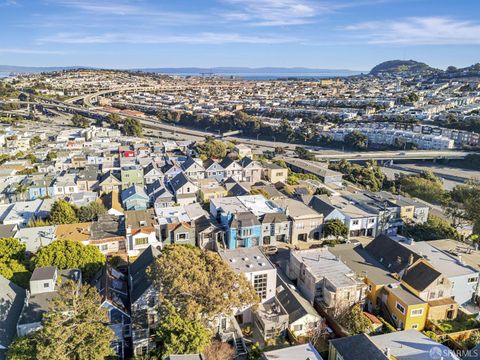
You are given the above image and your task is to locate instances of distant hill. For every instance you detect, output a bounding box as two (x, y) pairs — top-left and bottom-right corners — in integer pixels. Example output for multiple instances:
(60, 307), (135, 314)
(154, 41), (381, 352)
(370, 60), (439, 75)
(0, 65), (362, 77)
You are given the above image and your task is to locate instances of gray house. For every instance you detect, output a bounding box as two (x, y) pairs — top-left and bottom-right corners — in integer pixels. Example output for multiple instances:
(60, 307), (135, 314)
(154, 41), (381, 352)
(0, 275), (26, 360)
(129, 246), (161, 357)
(17, 266), (82, 337)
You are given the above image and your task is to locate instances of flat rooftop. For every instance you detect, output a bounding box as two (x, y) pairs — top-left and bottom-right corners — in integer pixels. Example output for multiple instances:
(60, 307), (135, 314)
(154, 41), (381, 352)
(219, 247), (275, 273)
(291, 248), (361, 288)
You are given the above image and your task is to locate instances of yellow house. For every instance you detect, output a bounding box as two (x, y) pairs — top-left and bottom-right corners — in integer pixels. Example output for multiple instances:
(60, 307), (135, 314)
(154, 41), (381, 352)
(197, 178), (228, 202)
(264, 163), (288, 184)
(383, 283), (428, 331)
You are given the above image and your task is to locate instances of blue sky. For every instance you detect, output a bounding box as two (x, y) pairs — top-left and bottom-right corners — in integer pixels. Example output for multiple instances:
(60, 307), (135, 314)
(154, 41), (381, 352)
(0, 0), (479, 70)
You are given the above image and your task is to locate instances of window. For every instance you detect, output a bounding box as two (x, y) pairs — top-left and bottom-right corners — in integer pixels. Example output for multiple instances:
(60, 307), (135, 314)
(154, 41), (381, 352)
(100, 244), (108, 251)
(293, 324), (303, 331)
(369, 218), (375, 223)
(253, 273), (268, 300)
(411, 309), (423, 317)
(176, 233), (189, 241)
(412, 324), (418, 329)
(135, 237), (149, 246)
(352, 220), (359, 225)
(438, 290), (444, 298)
(429, 291), (436, 300)
(395, 302), (405, 314)
(368, 284), (372, 292)
(468, 277), (478, 283)
(43, 282), (50, 288)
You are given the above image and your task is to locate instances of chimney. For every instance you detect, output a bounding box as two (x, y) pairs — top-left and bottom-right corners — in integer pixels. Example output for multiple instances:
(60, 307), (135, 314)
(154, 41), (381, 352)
(408, 253), (414, 266)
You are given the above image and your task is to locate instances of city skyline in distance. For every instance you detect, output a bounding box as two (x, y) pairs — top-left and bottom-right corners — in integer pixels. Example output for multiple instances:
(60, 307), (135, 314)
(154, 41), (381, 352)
(0, 0), (479, 70)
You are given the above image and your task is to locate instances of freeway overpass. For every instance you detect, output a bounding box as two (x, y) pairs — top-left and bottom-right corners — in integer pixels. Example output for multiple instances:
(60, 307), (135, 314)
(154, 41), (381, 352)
(315, 150), (473, 161)
(1, 98), (474, 161)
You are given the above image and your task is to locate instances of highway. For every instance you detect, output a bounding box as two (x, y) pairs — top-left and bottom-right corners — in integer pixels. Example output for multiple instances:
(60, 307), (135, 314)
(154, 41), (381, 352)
(0, 94), (474, 161)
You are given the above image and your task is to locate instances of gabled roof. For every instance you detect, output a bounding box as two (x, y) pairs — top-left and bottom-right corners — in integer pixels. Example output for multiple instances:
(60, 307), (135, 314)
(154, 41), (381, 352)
(228, 183), (250, 196)
(402, 261), (442, 292)
(121, 185), (148, 201)
(181, 157), (202, 171)
(238, 157), (256, 168)
(219, 157), (238, 169)
(304, 195), (336, 217)
(261, 212), (289, 224)
(330, 334), (388, 360)
(203, 158), (222, 170)
(229, 211), (260, 229)
(169, 172), (192, 192)
(276, 274), (319, 324)
(130, 246), (160, 303)
(99, 170), (121, 185)
(364, 234), (421, 274)
(0, 275), (26, 355)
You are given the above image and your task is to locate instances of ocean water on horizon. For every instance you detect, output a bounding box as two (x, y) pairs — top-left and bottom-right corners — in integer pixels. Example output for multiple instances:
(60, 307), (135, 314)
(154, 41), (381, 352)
(0, 72), (10, 78)
(156, 71), (360, 80)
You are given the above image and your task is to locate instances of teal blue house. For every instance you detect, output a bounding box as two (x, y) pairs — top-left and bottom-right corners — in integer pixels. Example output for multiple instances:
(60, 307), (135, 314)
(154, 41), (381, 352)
(226, 212), (261, 249)
(121, 185), (149, 211)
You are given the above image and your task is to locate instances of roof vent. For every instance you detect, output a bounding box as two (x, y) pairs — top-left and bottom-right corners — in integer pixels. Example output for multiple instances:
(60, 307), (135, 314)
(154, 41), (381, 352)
(243, 257), (249, 261)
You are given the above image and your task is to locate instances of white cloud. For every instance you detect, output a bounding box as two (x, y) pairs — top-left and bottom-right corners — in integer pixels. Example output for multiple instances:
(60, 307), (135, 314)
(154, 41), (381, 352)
(344, 17), (480, 45)
(0, 47), (68, 54)
(38, 32), (298, 45)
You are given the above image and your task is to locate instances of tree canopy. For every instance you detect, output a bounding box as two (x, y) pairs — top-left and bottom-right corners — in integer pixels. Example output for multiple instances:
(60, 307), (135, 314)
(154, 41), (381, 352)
(338, 304), (372, 335)
(330, 160), (385, 191)
(397, 171), (446, 204)
(155, 301), (212, 359)
(76, 202), (106, 222)
(323, 219), (349, 239)
(149, 245), (259, 321)
(406, 215), (458, 241)
(196, 138), (232, 159)
(122, 117), (143, 137)
(345, 130), (368, 150)
(32, 239), (105, 280)
(0, 237), (30, 288)
(48, 199), (79, 225)
(7, 280), (115, 360)
(71, 114), (90, 128)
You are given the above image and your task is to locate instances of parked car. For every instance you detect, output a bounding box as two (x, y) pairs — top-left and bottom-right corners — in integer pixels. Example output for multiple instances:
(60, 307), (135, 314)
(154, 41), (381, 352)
(262, 245), (278, 255)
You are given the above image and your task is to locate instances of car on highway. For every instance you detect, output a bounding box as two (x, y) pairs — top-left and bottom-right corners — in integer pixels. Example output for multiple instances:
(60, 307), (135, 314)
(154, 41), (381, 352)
(262, 245), (278, 255)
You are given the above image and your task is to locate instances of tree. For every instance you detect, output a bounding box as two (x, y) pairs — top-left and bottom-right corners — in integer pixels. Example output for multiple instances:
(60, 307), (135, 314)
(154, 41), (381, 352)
(149, 245), (259, 321)
(345, 130), (368, 150)
(71, 114), (90, 128)
(204, 341), (235, 360)
(0, 237), (30, 288)
(323, 219), (348, 239)
(448, 180), (480, 234)
(294, 146), (315, 160)
(196, 138), (228, 159)
(338, 304), (372, 335)
(45, 151), (57, 161)
(397, 171), (446, 204)
(314, 187), (331, 196)
(76, 202), (106, 222)
(406, 215), (459, 241)
(122, 117), (143, 137)
(7, 281), (115, 360)
(155, 301), (212, 359)
(247, 343), (263, 360)
(29, 135), (41, 147)
(32, 239), (105, 280)
(48, 199), (78, 225)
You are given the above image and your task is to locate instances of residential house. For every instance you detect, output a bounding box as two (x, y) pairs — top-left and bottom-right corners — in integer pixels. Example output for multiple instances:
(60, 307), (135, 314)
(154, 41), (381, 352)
(169, 172), (198, 205)
(121, 165), (144, 190)
(239, 157), (263, 184)
(91, 264), (131, 359)
(89, 215), (126, 255)
(328, 333), (390, 360)
(276, 273), (323, 338)
(0, 275), (26, 360)
(14, 225), (56, 254)
(99, 171), (122, 194)
(203, 158), (225, 182)
(260, 213), (291, 245)
(219, 247), (277, 324)
(148, 181), (175, 209)
(288, 248), (367, 315)
(264, 163), (288, 184)
(305, 195), (378, 238)
(233, 144), (252, 158)
(17, 267), (82, 336)
(273, 198), (324, 243)
(264, 343), (324, 360)
(197, 178), (228, 203)
(219, 157), (243, 181)
(156, 206), (196, 247)
(76, 165), (99, 192)
(226, 211), (262, 249)
(125, 209), (160, 257)
(143, 163), (164, 185)
(181, 157), (205, 180)
(121, 186), (149, 211)
(129, 246), (161, 357)
(101, 190), (124, 217)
